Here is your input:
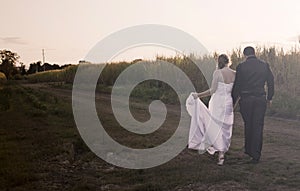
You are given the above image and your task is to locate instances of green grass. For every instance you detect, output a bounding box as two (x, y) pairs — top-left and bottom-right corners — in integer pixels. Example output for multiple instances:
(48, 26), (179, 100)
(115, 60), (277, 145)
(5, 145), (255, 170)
(0, 84), (85, 190)
(0, 86), (11, 111)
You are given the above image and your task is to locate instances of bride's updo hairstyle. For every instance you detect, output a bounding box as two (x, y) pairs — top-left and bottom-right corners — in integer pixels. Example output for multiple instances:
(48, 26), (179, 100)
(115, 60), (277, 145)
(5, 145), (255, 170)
(218, 54), (229, 69)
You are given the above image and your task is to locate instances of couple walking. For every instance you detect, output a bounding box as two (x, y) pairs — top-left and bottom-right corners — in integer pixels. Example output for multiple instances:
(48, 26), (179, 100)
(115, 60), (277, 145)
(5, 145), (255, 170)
(186, 46), (274, 165)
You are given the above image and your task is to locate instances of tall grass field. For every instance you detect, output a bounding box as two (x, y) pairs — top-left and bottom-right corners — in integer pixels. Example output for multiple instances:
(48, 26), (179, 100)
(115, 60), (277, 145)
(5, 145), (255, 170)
(26, 47), (300, 119)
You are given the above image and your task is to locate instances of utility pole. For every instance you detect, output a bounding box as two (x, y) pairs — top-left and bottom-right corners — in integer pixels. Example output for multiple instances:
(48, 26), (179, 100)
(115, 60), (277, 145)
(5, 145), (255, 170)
(42, 49), (45, 71)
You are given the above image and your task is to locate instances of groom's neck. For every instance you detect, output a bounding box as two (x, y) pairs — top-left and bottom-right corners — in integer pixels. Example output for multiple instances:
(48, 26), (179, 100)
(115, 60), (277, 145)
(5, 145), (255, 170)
(245, 55), (256, 59)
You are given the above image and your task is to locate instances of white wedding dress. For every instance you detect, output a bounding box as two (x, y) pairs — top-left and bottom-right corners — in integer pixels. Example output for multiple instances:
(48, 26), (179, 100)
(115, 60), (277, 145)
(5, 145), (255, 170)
(186, 80), (234, 154)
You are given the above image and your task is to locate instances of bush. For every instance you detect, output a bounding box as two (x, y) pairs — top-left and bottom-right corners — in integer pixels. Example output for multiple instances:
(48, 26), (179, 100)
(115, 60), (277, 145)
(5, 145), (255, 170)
(0, 72), (7, 84)
(12, 74), (23, 80)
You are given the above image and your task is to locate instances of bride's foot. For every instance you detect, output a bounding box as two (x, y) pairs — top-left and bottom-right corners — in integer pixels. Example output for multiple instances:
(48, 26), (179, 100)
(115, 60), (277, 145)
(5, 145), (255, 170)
(206, 146), (216, 155)
(217, 152), (225, 166)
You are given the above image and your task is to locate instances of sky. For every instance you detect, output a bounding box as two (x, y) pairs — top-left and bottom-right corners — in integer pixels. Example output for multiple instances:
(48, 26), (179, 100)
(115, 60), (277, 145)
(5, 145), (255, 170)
(1, 0), (300, 67)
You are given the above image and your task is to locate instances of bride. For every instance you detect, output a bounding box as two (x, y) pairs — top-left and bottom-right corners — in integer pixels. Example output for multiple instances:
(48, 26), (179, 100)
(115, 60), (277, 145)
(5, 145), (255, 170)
(186, 54), (236, 165)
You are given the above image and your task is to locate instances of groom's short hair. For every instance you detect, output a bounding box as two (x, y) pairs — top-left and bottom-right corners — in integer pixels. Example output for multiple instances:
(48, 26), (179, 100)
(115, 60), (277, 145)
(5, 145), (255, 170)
(243, 46), (255, 56)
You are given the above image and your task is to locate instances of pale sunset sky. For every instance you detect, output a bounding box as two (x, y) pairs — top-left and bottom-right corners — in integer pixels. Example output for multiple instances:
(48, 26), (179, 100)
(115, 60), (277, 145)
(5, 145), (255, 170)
(1, 0), (300, 67)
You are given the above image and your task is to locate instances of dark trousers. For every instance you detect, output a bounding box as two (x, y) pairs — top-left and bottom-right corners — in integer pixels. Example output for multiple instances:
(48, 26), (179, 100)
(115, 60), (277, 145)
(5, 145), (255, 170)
(239, 95), (267, 160)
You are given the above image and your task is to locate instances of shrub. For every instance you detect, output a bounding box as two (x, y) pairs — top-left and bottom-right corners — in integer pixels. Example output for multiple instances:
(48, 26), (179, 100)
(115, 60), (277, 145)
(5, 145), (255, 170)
(0, 72), (7, 84)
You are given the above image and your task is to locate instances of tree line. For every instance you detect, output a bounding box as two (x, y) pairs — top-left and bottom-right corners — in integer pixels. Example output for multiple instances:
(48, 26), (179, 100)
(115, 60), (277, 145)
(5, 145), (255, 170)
(0, 49), (72, 79)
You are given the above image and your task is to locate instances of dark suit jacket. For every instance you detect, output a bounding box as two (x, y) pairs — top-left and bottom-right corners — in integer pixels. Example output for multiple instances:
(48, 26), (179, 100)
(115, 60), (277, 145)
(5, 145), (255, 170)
(232, 55), (274, 104)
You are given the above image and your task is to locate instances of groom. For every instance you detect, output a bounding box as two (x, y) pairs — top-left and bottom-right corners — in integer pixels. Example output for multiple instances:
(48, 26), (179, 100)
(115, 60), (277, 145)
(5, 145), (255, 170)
(232, 46), (274, 164)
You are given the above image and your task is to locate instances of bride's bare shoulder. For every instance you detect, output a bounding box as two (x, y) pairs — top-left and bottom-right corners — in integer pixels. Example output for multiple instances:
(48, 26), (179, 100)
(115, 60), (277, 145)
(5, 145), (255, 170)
(213, 69), (222, 74)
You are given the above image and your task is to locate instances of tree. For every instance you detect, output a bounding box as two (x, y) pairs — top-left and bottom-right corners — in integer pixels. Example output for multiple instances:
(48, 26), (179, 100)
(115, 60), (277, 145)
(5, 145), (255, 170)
(0, 50), (20, 79)
(27, 61), (42, 74)
(27, 61), (62, 74)
(19, 62), (26, 75)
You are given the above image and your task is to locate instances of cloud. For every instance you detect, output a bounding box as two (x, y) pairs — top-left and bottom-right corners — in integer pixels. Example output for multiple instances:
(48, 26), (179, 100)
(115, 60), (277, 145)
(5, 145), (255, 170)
(1, 37), (27, 45)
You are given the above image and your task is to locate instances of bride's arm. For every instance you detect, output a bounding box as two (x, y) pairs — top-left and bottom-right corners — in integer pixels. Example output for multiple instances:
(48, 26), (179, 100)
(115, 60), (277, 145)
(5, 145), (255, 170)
(195, 89), (211, 98)
(194, 70), (220, 98)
